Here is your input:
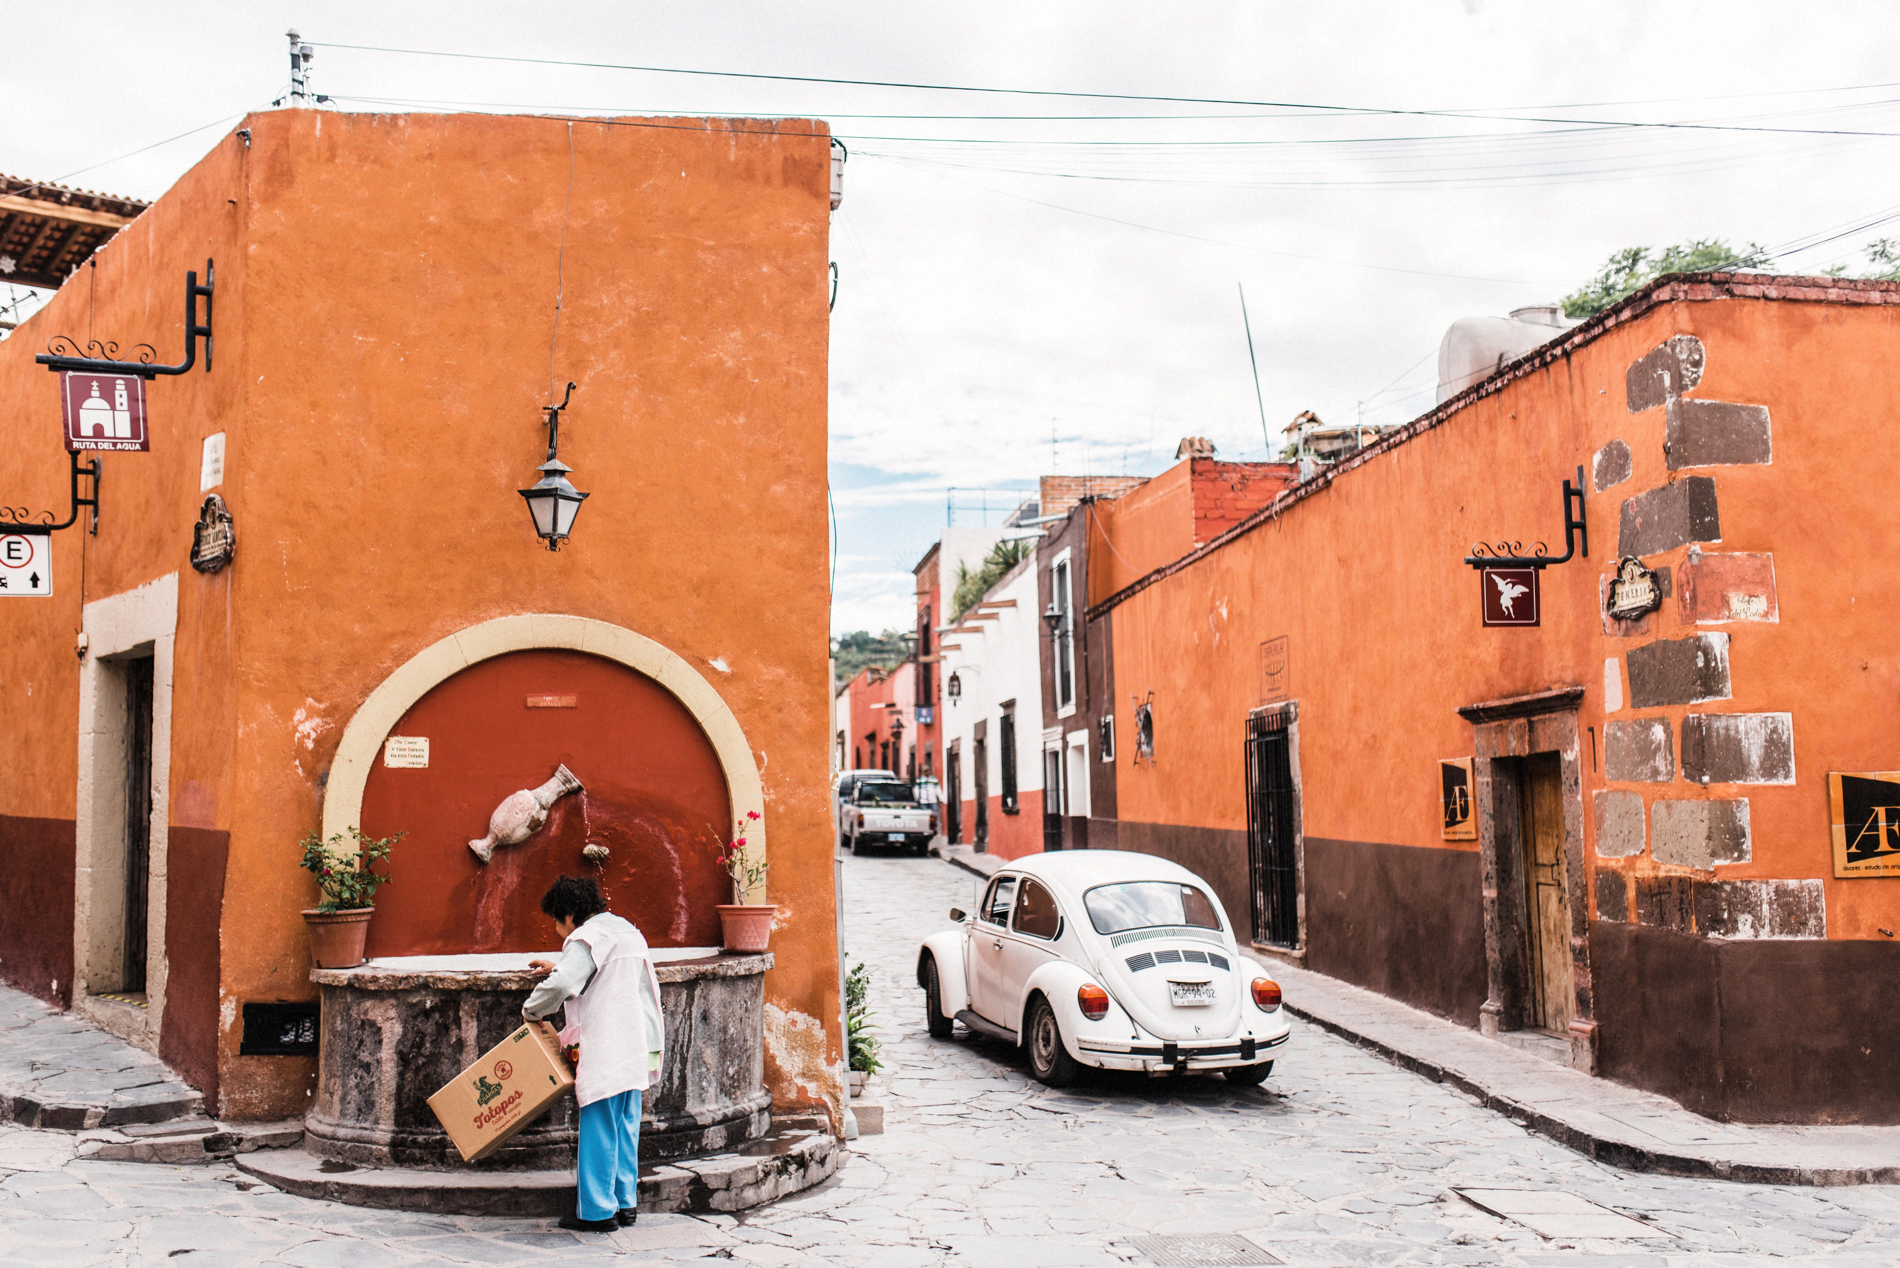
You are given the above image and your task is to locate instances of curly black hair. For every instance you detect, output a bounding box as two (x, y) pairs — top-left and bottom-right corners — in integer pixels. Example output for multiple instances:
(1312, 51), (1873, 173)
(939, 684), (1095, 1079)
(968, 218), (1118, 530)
(540, 875), (606, 925)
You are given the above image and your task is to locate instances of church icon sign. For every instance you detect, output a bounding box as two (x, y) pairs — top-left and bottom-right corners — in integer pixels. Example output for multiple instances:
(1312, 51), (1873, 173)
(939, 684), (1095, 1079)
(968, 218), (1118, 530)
(62, 372), (148, 452)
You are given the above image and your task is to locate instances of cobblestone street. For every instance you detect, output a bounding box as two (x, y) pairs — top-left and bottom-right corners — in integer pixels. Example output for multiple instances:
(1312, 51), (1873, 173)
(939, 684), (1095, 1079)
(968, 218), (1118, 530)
(4, 849), (1899, 1267)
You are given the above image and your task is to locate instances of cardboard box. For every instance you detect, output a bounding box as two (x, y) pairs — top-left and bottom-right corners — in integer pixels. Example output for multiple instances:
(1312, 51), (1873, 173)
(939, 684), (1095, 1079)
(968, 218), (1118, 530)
(427, 1020), (575, 1162)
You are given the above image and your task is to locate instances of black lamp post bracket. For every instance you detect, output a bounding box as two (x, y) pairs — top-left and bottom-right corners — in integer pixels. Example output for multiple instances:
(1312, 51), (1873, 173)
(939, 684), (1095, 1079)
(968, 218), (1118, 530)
(0, 450), (102, 536)
(1464, 465), (1588, 570)
(36, 262), (214, 378)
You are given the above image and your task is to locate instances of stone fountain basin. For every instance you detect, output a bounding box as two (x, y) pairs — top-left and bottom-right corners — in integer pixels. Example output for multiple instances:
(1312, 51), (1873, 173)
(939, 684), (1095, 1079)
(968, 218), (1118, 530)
(305, 949), (773, 1170)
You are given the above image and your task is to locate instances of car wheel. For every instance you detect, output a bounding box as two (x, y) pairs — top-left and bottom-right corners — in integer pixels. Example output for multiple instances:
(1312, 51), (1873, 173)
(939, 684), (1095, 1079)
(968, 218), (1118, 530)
(1223, 1061), (1273, 1086)
(1025, 996), (1080, 1087)
(922, 956), (954, 1039)
(849, 834), (862, 856)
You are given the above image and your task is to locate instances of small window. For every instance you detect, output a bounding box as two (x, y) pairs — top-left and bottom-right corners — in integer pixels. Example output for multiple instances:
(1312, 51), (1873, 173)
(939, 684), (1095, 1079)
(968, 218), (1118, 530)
(982, 875), (1019, 926)
(1098, 714), (1115, 762)
(1011, 878), (1062, 940)
(1134, 701), (1155, 762)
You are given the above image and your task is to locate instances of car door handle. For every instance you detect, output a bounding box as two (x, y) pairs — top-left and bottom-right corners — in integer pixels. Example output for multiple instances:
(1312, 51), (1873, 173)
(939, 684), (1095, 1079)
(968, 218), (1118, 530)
(991, 939), (1002, 950)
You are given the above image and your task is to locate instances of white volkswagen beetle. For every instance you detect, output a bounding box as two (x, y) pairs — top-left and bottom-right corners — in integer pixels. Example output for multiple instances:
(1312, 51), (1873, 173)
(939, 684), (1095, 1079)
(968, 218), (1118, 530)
(915, 850), (1290, 1086)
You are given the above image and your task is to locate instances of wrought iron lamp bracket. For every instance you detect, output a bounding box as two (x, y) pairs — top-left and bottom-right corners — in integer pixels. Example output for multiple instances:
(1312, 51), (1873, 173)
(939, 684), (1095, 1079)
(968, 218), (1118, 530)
(1463, 465), (1587, 571)
(35, 262), (214, 378)
(542, 380), (578, 460)
(0, 449), (102, 537)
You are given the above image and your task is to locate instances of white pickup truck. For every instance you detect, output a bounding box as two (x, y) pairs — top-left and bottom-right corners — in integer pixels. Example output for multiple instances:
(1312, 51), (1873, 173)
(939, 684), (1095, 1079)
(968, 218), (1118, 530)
(844, 781), (938, 856)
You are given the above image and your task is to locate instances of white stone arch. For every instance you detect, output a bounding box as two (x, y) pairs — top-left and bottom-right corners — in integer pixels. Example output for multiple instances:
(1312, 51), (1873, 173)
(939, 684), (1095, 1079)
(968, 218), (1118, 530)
(321, 614), (766, 900)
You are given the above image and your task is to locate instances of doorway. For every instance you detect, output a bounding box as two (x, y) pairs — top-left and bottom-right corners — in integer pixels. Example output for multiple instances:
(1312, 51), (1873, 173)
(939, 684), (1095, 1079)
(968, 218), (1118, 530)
(1517, 753), (1573, 1034)
(1042, 747), (1063, 851)
(120, 655), (155, 996)
(945, 741), (962, 844)
(973, 719), (989, 851)
(1244, 708), (1301, 948)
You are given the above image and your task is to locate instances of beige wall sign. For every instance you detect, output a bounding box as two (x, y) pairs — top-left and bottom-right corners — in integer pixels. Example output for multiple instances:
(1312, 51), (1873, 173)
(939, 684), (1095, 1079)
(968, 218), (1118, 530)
(1259, 636), (1289, 704)
(384, 736), (431, 769)
(1829, 772), (1900, 877)
(1441, 757), (1476, 841)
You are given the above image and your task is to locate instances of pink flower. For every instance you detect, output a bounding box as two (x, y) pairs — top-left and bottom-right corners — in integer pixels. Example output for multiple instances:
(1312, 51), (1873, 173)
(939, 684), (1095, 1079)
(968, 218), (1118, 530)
(732, 837), (747, 849)
(746, 811), (761, 821)
(322, 868), (332, 876)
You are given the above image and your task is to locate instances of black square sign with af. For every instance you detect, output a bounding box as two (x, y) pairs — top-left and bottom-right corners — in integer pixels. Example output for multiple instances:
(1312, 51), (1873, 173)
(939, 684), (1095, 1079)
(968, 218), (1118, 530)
(1481, 567), (1539, 627)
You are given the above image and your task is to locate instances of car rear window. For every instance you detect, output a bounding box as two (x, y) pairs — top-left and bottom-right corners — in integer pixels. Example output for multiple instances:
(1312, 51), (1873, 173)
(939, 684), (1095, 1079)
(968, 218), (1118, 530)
(857, 783), (916, 804)
(1082, 882), (1223, 935)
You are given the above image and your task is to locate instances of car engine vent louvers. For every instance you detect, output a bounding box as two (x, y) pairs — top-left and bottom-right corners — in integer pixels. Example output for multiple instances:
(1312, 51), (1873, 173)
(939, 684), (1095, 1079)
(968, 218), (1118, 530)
(1208, 953), (1230, 971)
(1181, 949), (1209, 964)
(1125, 952), (1156, 973)
(1154, 949), (1183, 964)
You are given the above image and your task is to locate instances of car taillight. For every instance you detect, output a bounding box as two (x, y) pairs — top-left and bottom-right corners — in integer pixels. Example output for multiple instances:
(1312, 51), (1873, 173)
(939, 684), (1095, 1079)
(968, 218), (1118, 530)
(1078, 984), (1110, 1020)
(1250, 978), (1282, 1012)
(929, 812), (938, 833)
(855, 812), (864, 828)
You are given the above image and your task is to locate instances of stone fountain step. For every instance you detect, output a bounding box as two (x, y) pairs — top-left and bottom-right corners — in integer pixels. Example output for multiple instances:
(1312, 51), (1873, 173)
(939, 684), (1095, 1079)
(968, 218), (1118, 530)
(76, 1117), (306, 1164)
(236, 1114), (840, 1216)
(0, 984), (204, 1130)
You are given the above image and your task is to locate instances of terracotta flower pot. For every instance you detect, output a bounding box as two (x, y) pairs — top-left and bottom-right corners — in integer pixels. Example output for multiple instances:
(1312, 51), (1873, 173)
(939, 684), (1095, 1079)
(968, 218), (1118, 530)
(303, 908), (374, 968)
(715, 904), (778, 953)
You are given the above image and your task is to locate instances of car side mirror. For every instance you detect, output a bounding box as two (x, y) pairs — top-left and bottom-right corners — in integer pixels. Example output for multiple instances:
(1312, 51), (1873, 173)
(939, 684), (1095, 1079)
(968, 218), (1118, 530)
(949, 907), (966, 923)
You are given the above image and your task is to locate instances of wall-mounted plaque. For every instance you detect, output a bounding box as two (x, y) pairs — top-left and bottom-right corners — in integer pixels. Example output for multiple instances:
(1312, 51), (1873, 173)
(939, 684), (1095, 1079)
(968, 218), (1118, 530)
(1607, 556), (1662, 622)
(384, 736), (431, 768)
(1441, 758), (1476, 841)
(1829, 772), (1900, 877)
(1260, 635), (1290, 704)
(190, 494), (236, 573)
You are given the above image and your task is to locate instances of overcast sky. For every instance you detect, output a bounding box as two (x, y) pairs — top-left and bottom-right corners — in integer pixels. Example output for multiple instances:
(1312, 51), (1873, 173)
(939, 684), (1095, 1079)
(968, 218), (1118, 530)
(8, 2), (1900, 635)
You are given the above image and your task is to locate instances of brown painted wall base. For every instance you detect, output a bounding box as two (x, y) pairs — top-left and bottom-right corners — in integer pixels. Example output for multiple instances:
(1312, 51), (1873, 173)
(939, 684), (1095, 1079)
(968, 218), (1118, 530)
(1114, 822), (1249, 935)
(1592, 921), (1900, 1125)
(161, 827), (229, 1113)
(1305, 838), (1489, 1027)
(0, 815), (76, 1007)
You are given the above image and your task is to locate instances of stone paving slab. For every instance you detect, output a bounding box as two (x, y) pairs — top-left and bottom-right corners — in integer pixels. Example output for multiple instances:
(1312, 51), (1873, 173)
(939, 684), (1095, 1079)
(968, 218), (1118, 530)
(1249, 952), (1900, 1186)
(0, 987), (201, 1129)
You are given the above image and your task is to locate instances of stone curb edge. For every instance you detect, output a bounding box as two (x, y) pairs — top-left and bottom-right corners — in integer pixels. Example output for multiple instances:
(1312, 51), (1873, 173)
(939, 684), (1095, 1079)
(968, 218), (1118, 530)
(1282, 1003), (1900, 1188)
(1, 1087), (203, 1132)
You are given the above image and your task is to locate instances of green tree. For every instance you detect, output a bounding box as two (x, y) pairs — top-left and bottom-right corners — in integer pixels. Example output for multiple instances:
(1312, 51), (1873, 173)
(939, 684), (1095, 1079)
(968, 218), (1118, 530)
(831, 629), (910, 682)
(1562, 240), (1776, 320)
(951, 538), (1031, 621)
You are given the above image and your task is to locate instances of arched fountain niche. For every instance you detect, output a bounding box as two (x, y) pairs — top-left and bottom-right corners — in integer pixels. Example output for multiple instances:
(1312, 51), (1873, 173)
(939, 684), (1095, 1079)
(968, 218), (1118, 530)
(302, 616), (775, 1174)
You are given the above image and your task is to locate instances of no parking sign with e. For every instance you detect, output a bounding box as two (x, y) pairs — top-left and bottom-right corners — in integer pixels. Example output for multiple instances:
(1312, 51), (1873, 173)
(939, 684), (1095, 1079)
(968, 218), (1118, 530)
(0, 535), (51, 597)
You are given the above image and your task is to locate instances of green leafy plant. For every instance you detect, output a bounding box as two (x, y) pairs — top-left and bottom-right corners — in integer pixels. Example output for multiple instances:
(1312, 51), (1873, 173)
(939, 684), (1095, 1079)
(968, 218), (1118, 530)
(1561, 239), (1776, 320)
(298, 828), (401, 912)
(846, 959), (882, 1075)
(951, 538), (1031, 621)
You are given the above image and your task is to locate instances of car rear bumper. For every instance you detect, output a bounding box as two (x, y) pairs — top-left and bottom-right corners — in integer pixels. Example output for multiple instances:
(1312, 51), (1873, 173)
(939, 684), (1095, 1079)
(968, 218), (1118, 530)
(1074, 1030), (1289, 1072)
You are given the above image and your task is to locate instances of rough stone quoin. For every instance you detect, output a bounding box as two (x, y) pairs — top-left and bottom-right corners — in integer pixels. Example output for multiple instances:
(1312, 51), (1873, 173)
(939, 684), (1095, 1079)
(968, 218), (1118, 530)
(1680, 712), (1795, 785)
(1678, 551), (1778, 624)
(1695, 878), (1826, 939)
(1626, 633), (1732, 708)
(1651, 798), (1751, 868)
(1626, 335), (1706, 412)
(1594, 869), (1630, 922)
(1620, 477), (1721, 558)
(1667, 399), (1773, 469)
(1604, 717), (1675, 783)
(1593, 789), (1645, 857)
(1594, 438), (1633, 491)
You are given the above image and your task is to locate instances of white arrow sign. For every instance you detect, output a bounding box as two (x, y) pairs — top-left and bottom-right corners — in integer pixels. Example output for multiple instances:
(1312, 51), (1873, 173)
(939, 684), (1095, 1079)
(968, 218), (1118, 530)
(0, 534), (52, 597)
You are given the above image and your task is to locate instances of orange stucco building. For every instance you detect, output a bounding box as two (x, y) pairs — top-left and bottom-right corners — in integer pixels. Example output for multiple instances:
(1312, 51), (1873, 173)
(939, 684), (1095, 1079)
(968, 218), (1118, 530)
(1088, 274), (1900, 1124)
(0, 109), (841, 1125)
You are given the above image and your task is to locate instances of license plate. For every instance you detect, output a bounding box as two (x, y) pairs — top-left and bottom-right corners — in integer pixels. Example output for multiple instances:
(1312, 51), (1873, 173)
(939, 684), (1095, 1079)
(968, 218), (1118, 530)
(887, 832), (907, 841)
(1169, 981), (1216, 1006)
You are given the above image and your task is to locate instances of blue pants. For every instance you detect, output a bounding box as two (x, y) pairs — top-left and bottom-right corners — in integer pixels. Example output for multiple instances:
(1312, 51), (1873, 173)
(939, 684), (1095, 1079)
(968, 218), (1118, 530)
(576, 1089), (642, 1221)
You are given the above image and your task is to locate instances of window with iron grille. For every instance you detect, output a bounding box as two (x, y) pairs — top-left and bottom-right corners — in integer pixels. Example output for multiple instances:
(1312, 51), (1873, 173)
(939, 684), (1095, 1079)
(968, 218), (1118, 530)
(1245, 709), (1300, 948)
(999, 703), (1018, 813)
(1052, 556), (1075, 713)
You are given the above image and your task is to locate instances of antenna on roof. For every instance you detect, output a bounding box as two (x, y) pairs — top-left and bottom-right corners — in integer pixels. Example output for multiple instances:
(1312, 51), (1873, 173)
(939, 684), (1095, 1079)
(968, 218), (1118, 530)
(285, 30), (324, 107)
(1238, 283), (1269, 453)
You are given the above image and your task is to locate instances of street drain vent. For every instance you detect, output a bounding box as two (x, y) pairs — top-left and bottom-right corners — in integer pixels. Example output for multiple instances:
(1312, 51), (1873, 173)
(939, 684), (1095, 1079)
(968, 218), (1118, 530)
(1130, 1234), (1282, 1266)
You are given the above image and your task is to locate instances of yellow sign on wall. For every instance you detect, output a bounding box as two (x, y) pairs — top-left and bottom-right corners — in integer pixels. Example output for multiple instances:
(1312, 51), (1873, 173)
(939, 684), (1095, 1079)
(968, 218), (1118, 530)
(1829, 772), (1900, 878)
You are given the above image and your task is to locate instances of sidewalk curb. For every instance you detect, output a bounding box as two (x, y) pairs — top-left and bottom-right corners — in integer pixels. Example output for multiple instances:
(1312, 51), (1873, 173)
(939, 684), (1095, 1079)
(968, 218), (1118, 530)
(1282, 1003), (1900, 1187)
(1, 1087), (203, 1132)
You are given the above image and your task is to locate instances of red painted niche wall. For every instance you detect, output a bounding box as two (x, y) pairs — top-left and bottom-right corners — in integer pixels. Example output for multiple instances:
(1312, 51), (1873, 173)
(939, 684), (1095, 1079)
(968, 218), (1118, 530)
(358, 649), (731, 956)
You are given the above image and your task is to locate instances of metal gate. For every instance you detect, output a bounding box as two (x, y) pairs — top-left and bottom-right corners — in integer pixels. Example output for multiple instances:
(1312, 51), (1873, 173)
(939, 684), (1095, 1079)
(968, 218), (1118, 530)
(1244, 711), (1298, 948)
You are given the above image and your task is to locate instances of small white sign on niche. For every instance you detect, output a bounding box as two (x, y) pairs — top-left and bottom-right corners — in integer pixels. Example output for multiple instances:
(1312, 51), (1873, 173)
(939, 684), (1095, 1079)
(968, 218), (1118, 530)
(200, 432), (226, 492)
(384, 736), (430, 768)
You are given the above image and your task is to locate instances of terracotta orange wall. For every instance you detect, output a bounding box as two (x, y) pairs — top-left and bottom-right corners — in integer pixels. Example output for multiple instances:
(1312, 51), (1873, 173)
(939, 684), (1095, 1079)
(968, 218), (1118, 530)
(1110, 292), (1900, 940)
(0, 108), (839, 1122)
(1088, 462), (1194, 604)
(974, 790), (1043, 861)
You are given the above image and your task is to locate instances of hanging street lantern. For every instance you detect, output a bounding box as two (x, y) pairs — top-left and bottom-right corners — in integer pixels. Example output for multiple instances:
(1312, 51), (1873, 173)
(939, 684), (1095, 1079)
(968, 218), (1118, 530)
(519, 382), (588, 551)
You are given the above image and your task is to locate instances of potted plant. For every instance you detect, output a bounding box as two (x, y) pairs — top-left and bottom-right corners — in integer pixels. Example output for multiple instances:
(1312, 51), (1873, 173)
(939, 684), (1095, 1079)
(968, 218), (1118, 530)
(846, 959), (881, 1096)
(298, 827), (401, 968)
(714, 811), (775, 952)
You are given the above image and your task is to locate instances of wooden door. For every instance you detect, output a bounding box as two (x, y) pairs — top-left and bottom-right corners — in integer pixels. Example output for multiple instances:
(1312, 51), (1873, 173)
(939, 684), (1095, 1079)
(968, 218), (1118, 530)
(1518, 753), (1573, 1033)
(122, 655), (155, 995)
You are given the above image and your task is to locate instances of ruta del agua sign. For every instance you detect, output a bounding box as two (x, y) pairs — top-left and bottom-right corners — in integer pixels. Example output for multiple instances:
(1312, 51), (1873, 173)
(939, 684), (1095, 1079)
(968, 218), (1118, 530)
(62, 372), (148, 452)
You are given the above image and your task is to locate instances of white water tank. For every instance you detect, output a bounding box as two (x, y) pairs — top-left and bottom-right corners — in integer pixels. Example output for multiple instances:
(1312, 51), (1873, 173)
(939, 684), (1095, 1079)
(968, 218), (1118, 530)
(1436, 305), (1576, 404)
